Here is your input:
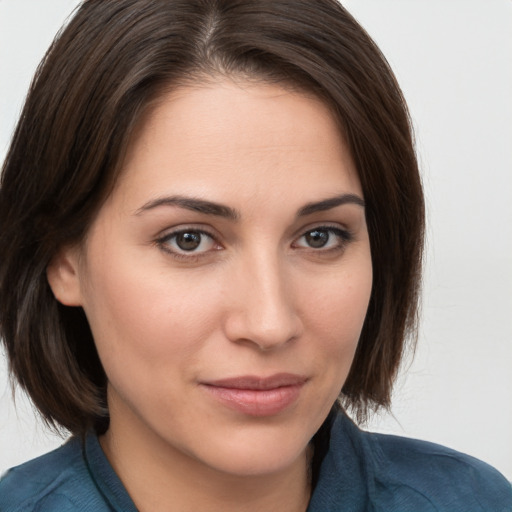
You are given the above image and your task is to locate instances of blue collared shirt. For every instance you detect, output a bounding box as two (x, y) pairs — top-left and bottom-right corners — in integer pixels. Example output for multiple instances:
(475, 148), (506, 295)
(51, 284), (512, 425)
(1, 411), (511, 511)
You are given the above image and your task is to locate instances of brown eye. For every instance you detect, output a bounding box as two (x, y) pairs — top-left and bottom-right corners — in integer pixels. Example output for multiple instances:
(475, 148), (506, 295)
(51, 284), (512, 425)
(304, 229), (330, 248)
(294, 226), (352, 251)
(159, 229), (217, 256)
(175, 232), (202, 251)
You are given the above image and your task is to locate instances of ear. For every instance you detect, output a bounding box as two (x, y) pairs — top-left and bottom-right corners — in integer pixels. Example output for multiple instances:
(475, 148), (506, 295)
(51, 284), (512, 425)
(46, 246), (83, 306)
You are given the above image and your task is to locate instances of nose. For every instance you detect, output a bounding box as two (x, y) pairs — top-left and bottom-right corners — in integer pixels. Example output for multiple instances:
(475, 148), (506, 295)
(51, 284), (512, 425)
(222, 250), (303, 351)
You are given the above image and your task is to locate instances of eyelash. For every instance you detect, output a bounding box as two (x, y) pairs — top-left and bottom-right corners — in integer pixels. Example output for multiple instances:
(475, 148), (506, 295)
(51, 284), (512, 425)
(155, 225), (353, 261)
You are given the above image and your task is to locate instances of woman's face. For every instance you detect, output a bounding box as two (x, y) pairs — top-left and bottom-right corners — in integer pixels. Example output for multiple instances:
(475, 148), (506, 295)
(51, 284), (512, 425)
(53, 80), (372, 477)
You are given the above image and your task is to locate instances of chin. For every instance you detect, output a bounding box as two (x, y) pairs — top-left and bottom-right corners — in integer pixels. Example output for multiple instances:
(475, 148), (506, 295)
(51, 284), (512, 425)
(188, 423), (313, 478)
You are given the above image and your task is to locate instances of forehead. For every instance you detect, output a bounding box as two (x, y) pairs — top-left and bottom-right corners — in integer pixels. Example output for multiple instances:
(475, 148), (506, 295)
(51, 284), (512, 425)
(114, 80), (362, 211)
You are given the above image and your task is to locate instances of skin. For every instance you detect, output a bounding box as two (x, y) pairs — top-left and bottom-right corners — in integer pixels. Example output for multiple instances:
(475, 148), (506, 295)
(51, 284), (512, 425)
(48, 79), (373, 512)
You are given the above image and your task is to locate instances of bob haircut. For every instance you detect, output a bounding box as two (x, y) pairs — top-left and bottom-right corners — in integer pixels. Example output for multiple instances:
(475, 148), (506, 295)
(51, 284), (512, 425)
(0, 0), (424, 436)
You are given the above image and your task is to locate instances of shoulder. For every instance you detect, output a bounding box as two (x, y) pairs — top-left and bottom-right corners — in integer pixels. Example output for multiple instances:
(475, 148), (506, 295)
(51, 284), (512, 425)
(361, 428), (512, 511)
(314, 411), (512, 511)
(0, 437), (107, 512)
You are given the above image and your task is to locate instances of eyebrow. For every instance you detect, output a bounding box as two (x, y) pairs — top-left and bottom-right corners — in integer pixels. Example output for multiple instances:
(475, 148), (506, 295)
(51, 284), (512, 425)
(135, 193), (365, 220)
(135, 196), (240, 220)
(296, 194), (365, 217)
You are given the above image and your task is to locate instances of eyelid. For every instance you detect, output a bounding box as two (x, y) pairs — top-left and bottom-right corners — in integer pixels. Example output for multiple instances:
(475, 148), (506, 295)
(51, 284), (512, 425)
(292, 221), (352, 240)
(156, 223), (219, 242)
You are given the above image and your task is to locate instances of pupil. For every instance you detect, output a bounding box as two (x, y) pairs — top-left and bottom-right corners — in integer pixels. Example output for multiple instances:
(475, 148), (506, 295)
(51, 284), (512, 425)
(176, 232), (201, 251)
(306, 229), (328, 248)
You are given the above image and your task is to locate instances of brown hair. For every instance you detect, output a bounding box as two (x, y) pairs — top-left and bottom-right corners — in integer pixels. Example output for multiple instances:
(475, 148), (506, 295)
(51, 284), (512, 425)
(0, 0), (424, 435)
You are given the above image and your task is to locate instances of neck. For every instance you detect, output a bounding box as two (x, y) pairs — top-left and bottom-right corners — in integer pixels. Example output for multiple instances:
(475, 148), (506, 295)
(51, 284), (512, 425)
(100, 411), (311, 512)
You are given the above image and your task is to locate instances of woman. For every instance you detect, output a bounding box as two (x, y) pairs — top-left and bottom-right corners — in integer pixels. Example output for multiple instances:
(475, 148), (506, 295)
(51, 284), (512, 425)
(0, 1), (510, 511)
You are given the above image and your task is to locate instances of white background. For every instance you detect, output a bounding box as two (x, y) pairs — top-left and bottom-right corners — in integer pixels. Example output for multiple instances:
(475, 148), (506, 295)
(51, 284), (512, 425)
(1, 0), (511, 480)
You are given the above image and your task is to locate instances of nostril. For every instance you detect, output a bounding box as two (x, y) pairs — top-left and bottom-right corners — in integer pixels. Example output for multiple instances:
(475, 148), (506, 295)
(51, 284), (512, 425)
(223, 294), (302, 350)
(230, 301), (302, 350)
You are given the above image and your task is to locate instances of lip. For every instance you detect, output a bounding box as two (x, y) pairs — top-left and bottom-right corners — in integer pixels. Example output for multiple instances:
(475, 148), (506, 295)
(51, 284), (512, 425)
(200, 373), (307, 417)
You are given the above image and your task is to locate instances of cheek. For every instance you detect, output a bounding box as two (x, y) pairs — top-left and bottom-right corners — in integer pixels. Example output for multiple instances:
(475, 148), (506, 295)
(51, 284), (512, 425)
(299, 256), (372, 368)
(79, 245), (225, 376)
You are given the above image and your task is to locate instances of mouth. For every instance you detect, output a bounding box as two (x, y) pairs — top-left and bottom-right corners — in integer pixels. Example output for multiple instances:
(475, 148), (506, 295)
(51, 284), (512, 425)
(200, 373), (308, 417)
